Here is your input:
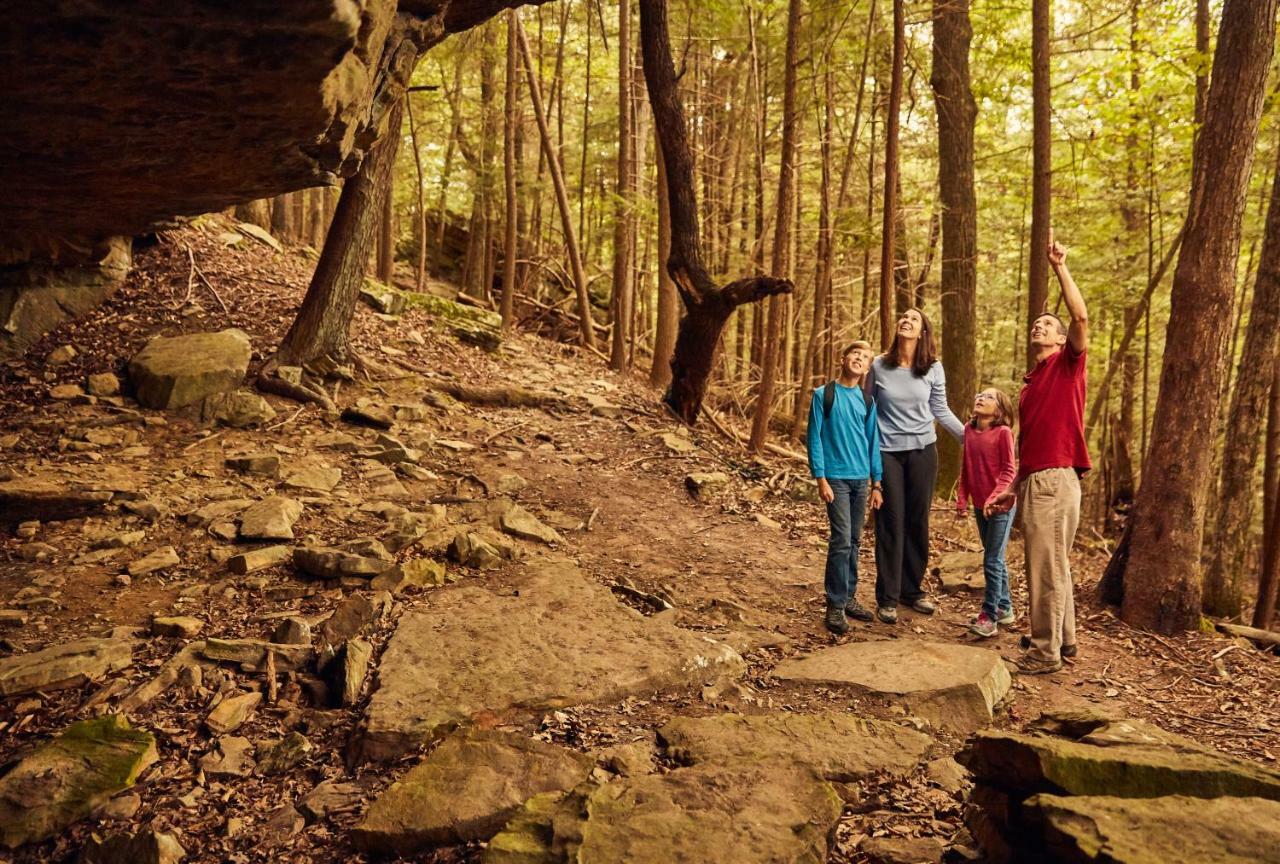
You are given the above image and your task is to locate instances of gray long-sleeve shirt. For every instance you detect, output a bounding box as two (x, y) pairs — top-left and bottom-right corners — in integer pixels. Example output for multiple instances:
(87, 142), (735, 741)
(869, 356), (965, 452)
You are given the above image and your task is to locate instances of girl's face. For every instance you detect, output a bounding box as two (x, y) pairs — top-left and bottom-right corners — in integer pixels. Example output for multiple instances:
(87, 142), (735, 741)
(973, 389), (1000, 418)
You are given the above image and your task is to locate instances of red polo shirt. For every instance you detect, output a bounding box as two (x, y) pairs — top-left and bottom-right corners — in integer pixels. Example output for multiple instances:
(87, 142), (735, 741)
(1018, 344), (1091, 478)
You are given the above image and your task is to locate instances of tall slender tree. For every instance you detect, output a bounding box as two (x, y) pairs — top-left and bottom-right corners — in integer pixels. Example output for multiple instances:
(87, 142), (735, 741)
(610, 0), (636, 371)
(878, 0), (905, 350)
(1027, 0), (1051, 369)
(500, 10), (520, 328)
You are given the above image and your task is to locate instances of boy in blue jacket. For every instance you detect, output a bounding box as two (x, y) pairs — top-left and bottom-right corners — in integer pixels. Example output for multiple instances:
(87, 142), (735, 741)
(807, 341), (884, 634)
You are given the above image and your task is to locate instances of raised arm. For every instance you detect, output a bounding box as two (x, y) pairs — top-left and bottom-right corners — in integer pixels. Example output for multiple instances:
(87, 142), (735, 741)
(1049, 230), (1087, 354)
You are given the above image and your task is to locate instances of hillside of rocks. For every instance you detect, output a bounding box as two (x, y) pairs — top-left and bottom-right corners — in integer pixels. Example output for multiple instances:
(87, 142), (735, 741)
(0, 220), (1277, 863)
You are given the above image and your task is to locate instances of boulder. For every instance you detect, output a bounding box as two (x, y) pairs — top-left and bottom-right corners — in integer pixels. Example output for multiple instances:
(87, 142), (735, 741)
(931, 549), (986, 593)
(484, 764), (841, 864)
(151, 616), (204, 639)
(353, 729), (594, 855)
(86, 372), (122, 397)
(448, 531), (504, 569)
(0, 715), (157, 848)
(127, 329), (251, 409)
(0, 637), (133, 697)
(237, 496), (303, 541)
(256, 732), (313, 775)
(205, 691), (263, 735)
(358, 561), (744, 762)
(774, 640), (1011, 732)
(498, 504), (563, 545)
(685, 472), (730, 501)
(658, 712), (932, 780)
(294, 542), (395, 580)
(79, 829), (185, 864)
(360, 280), (407, 314)
(200, 389), (276, 427)
(0, 479), (112, 524)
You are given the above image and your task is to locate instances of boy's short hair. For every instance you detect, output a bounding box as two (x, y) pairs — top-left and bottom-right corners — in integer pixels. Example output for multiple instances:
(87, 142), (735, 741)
(842, 340), (872, 358)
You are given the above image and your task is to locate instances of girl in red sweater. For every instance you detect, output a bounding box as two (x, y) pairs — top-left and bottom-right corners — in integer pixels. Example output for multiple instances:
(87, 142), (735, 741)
(956, 388), (1018, 638)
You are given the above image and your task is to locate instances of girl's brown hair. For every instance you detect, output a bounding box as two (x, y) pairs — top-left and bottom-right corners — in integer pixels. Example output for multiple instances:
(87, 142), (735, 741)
(971, 387), (1017, 429)
(882, 307), (938, 377)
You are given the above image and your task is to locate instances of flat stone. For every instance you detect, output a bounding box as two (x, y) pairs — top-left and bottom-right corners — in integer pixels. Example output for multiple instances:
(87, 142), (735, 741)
(80, 829), (186, 864)
(341, 405), (394, 429)
(499, 504), (563, 545)
(294, 543), (395, 580)
(299, 781), (362, 823)
(662, 432), (698, 453)
(358, 561), (744, 762)
(151, 616), (204, 639)
(283, 466), (342, 494)
(199, 736), (256, 779)
(586, 393), (622, 417)
(187, 498), (253, 527)
(960, 718), (1280, 801)
(0, 637), (133, 697)
(484, 764), (841, 864)
(237, 495), (303, 541)
(50, 382), (86, 400)
(86, 372), (121, 397)
(126, 546), (180, 577)
(200, 388), (276, 427)
(227, 544), (292, 575)
(200, 638), (312, 671)
(370, 558), (449, 593)
(128, 328), (252, 409)
(448, 531), (504, 569)
(338, 638), (373, 706)
(0, 715), (157, 847)
(48, 344), (77, 364)
(658, 712), (932, 780)
(320, 593), (377, 648)
(353, 729), (593, 854)
(931, 549), (986, 593)
(271, 617), (312, 645)
(256, 731), (313, 775)
(92, 530), (145, 550)
(225, 453), (280, 478)
(773, 641), (1011, 732)
(1023, 793), (1280, 864)
(685, 471), (730, 501)
(205, 690), (262, 735)
(859, 835), (947, 864)
(0, 479), (112, 524)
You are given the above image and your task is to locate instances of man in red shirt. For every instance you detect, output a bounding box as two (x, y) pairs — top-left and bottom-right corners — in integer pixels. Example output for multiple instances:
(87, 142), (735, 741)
(994, 231), (1090, 674)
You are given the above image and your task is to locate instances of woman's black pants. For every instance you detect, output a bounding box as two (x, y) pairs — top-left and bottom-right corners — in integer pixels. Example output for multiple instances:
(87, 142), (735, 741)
(874, 443), (937, 609)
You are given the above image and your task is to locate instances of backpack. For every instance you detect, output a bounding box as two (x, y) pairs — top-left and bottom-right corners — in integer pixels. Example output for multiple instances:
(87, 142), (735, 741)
(822, 378), (873, 419)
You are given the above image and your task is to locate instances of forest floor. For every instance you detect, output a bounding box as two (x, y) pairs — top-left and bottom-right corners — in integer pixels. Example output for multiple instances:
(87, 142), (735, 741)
(0, 218), (1277, 863)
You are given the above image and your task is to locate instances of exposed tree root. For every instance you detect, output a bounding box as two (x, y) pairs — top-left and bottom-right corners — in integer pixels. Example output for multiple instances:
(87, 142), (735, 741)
(428, 381), (571, 409)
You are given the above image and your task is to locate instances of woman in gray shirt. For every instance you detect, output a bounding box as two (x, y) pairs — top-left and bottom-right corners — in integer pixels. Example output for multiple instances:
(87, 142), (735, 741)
(867, 308), (965, 623)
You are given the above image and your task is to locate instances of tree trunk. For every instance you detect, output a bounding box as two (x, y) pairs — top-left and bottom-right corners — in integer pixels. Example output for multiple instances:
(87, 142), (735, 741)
(651, 137), (679, 388)
(1254, 352), (1280, 629)
(406, 93), (428, 292)
(931, 0), (978, 498)
(235, 199), (272, 230)
(1203, 158), (1280, 616)
(1027, 0), (1051, 370)
(878, 0), (904, 351)
(610, 0), (636, 371)
(1113, 0), (1278, 634)
(748, 0), (802, 453)
(500, 10), (520, 328)
(515, 13), (598, 350)
(638, 0), (792, 424)
(277, 98), (406, 367)
(271, 195), (292, 243)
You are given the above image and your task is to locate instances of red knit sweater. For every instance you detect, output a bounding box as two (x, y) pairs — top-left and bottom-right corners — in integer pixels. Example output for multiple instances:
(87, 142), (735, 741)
(957, 424), (1017, 513)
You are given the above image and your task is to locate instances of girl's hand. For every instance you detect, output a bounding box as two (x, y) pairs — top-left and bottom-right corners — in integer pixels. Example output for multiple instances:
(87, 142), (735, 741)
(869, 488), (883, 511)
(986, 489), (1014, 514)
(954, 509), (968, 522)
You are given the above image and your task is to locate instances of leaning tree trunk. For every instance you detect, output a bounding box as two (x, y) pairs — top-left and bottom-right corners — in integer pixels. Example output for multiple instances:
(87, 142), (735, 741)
(1113, 0), (1278, 634)
(878, 0), (905, 351)
(650, 139), (679, 388)
(931, 0), (978, 495)
(638, 0), (791, 424)
(1203, 156), (1280, 617)
(276, 97), (406, 367)
(1027, 0), (1051, 370)
(1255, 353), (1280, 630)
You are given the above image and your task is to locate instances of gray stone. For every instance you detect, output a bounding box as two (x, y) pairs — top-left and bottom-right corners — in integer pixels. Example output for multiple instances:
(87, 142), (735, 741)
(126, 546), (180, 577)
(931, 549), (986, 593)
(237, 496), (303, 541)
(283, 466), (342, 493)
(200, 388), (276, 428)
(205, 690), (262, 735)
(353, 729), (594, 854)
(448, 531), (504, 569)
(272, 617), (312, 645)
(0, 638), (133, 697)
(320, 593), (377, 647)
(151, 616), (204, 639)
(294, 542), (394, 580)
(200, 638), (312, 671)
(256, 732), (313, 775)
(358, 561), (744, 762)
(127, 328), (251, 409)
(199, 736), (256, 779)
(86, 372), (122, 397)
(225, 452), (280, 478)
(338, 638), (373, 706)
(0, 715), (156, 848)
(774, 640), (1011, 732)
(685, 471), (730, 501)
(91, 530), (145, 550)
(0, 479), (112, 525)
(227, 544), (292, 575)
(370, 558), (449, 593)
(499, 504), (563, 545)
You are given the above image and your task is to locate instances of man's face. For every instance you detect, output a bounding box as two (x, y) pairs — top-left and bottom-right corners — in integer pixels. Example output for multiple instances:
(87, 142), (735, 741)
(843, 348), (872, 378)
(897, 309), (924, 339)
(1030, 314), (1066, 348)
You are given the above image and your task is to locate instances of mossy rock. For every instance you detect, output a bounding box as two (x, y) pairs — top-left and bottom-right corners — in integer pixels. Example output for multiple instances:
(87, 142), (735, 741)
(0, 715), (157, 848)
(405, 291), (502, 331)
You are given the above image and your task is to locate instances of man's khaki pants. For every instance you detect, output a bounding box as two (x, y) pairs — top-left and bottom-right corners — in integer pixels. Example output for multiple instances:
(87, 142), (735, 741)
(1020, 468), (1080, 662)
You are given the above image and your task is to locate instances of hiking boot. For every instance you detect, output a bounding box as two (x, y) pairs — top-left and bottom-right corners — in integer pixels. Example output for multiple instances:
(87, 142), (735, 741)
(824, 605), (849, 635)
(844, 599), (875, 623)
(1016, 654), (1063, 675)
(909, 597), (936, 615)
(996, 608), (1016, 626)
(1019, 634), (1076, 657)
(969, 612), (998, 638)
(876, 606), (898, 624)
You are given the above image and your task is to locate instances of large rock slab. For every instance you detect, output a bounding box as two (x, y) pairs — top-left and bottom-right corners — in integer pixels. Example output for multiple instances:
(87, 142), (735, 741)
(659, 712), (932, 780)
(358, 561), (745, 762)
(931, 549), (986, 593)
(237, 496), (303, 541)
(127, 328), (251, 409)
(0, 638), (133, 697)
(960, 718), (1280, 801)
(0, 479), (113, 525)
(0, 715), (157, 848)
(774, 640), (1011, 731)
(79, 829), (186, 864)
(352, 729), (593, 854)
(1024, 793), (1280, 864)
(484, 764), (841, 864)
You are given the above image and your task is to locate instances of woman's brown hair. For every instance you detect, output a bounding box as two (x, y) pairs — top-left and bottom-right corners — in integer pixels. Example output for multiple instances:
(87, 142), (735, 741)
(882, 307), (938, 377)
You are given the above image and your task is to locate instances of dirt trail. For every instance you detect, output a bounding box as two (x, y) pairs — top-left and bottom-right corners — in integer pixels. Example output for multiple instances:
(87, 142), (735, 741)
(0, 220), (1276, 863)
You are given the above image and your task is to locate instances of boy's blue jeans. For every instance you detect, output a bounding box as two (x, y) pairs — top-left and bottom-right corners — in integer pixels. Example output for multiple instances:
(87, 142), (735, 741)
(824, 479), (869, 609)
(974, 504), (1016, 618)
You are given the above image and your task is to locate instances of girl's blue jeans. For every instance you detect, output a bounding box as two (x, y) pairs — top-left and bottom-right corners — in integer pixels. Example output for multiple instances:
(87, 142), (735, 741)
(974, 504), (1016, 618)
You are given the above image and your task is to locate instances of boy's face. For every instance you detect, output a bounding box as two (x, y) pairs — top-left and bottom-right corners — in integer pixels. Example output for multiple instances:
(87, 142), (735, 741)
(842, 348), (872, 378)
